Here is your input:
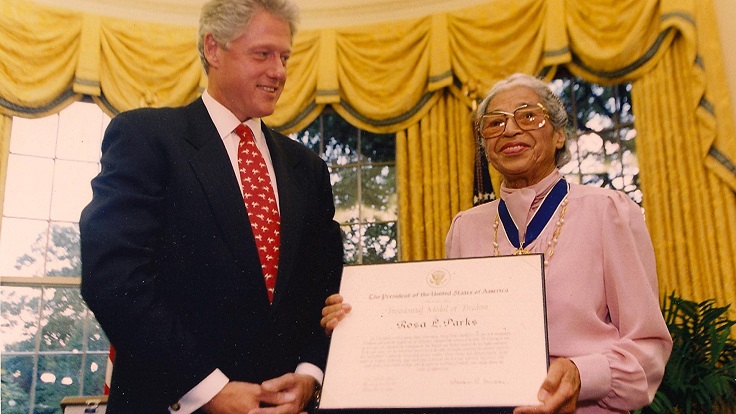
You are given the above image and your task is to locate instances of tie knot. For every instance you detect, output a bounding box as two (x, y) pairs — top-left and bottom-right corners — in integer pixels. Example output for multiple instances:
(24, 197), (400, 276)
(235, 124), (254, 142)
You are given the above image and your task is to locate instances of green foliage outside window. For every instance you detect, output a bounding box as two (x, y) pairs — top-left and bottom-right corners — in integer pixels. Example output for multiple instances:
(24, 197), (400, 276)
(292, 111), (398, 264)
(2, 227), (107, 413)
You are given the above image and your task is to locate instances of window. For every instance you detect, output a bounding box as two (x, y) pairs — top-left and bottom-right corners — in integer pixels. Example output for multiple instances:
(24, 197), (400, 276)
(291, 111), (398, 264)
(1, 101), (110, 413)
(551, 75), (641, 205)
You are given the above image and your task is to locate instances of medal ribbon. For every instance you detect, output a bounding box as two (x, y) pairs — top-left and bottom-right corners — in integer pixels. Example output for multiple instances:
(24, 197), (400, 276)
(498, 178), (568, 252)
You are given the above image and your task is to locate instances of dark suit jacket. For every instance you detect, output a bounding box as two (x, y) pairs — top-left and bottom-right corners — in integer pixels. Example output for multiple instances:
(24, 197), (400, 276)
(80, 98), (344, 413)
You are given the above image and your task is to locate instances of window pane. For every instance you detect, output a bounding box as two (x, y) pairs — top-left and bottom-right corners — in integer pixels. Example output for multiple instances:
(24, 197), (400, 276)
(1, 355), (33, 413)
(341, 224), (360, 265)
(0, 218), (48, 276)
(619, 85), (635, 123)
(57, 102), (106, 162)
(361, 222), (397, 264)
(575, 133), (606, 175)
(9, 115), (57, 158)
(39, 288), (87, 352)
(50, 160), (98, 222)
(580, 174), (604, 187)
(3, 154), (54, 219)
(296, 110), (399, 264)
(36, 354), (83, 412)
(331, 166), (359, 224)
(45, 223), (81, 277)
(83, 353), (108, 395)
(552, 76), (640, 206)
(289, 116), (323, 156)
(323, 116), (358, 166)
(361, 131), (395, 162)
(1, 286), (41, 352)
(86, 312), (110, 352)
(361, 165), (397, 222)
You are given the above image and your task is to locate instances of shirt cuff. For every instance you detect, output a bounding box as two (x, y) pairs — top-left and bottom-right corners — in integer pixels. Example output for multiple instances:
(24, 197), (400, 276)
(569, 354), (611, 402)
(169, 369), (229, 413)
(295, 362), (324, 385)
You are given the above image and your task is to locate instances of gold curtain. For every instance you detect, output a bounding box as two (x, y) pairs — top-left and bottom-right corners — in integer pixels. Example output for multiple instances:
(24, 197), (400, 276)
(0, 0), (204, 117)
(397, 91), (475, 261)
(0, 114), (10, 225)
(1, 0), (735, 311)
(632, 37), (736, 308)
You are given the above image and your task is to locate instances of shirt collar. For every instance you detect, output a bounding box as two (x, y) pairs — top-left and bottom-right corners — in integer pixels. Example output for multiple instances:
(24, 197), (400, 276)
(500, 169), (562, 201)
(201, 90), (262, 140)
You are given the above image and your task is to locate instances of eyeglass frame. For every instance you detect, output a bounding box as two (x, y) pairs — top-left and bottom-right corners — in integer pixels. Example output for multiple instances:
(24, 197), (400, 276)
(477, 102), (550, 140)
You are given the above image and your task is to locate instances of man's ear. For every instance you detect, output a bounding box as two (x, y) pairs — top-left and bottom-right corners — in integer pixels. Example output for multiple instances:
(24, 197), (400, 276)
(203, 33), (220, 70)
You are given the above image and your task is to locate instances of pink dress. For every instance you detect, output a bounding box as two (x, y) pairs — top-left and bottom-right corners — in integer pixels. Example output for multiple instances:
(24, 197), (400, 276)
(445, 170), (672, 413)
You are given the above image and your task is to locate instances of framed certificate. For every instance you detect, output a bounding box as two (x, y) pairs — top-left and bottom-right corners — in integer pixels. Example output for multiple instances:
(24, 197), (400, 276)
(318, 255), (548, 414)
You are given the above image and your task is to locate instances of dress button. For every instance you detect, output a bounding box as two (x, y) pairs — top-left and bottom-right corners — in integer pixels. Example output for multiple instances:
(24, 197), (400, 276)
(170, 402), (181, 411)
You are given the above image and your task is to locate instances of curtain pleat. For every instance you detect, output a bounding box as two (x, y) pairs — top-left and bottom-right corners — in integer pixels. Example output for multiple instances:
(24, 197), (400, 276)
(565, 0), (668, 83)
(633, 37), (736, 316)
(98, 19), (203, 113)
(397, 92), (475, 261)
(0, 0), (82, 117)
(447, 0), (547, 94)
(0, 114), (10, 221)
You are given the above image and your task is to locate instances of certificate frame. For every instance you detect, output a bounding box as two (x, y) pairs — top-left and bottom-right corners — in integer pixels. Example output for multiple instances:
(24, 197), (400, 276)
(317, 255), (549, 414)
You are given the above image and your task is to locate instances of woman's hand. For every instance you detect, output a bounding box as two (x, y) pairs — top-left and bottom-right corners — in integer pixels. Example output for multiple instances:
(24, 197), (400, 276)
(320, 294), (351, 335)
(513, 358), (581, 414)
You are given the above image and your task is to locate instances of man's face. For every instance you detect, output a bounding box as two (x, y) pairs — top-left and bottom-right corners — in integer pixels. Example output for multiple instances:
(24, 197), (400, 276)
(204, 10), (292, 120)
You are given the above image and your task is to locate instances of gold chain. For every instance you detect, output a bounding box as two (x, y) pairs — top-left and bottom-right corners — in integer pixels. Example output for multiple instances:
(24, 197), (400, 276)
(493, 198), (568, 267)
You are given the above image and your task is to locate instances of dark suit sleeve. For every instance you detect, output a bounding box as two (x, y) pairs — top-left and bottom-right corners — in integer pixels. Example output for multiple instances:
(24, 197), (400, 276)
(80, 112), (217, 401)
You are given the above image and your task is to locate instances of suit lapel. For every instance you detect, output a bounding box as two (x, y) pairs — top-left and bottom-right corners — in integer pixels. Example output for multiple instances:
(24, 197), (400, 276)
(180, 102), (303, 306)
(184, 99), (262, 275)
(261, 124), (303, 306)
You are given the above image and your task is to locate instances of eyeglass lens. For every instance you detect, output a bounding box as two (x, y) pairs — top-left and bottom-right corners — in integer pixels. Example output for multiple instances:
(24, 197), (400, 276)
(480, 105), (546, 138)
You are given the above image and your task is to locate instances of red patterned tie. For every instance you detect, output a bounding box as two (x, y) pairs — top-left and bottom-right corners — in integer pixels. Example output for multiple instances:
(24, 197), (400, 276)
(235, 124), (280, 303)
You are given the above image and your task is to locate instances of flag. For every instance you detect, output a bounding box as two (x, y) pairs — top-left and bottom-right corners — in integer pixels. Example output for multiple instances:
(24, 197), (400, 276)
(104, 345), (115, 395)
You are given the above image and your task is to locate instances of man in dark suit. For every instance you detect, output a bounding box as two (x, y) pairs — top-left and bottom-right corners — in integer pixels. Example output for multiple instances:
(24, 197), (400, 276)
(79, 0), (344, 413)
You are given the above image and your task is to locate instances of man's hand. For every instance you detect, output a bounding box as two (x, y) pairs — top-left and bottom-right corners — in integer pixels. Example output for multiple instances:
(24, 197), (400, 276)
(513, 358), (581, 414)
(249, 373), (318, 414)
(321, 294), (351, 335)
(202, 381), (262, 414)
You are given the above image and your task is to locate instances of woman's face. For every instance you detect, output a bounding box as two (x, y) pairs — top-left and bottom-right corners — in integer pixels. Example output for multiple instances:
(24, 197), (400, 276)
(482, 86), (565, 188)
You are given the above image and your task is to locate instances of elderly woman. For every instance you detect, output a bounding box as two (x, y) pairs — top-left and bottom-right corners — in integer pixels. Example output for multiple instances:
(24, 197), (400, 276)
(322, 73), (672, 413)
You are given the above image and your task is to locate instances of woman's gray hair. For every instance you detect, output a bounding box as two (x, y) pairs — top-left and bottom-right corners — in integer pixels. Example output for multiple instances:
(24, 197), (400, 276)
(475, 73), (572, 167)
(197, 0), (299, 73)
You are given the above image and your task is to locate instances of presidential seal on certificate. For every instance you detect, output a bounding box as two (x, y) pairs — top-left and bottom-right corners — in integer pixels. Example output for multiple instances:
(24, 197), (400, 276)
(318, 255), (548, 414)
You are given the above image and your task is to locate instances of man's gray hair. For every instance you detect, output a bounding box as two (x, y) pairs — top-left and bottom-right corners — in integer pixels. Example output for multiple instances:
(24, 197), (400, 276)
(197, 0), (299, 73)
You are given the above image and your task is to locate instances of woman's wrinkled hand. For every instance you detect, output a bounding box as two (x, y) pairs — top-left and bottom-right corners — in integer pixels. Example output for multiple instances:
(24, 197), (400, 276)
(513, 358), (581, 414)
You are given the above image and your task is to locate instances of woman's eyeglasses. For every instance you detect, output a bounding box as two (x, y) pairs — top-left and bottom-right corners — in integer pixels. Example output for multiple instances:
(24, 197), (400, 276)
(478, 103), (549, 139)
